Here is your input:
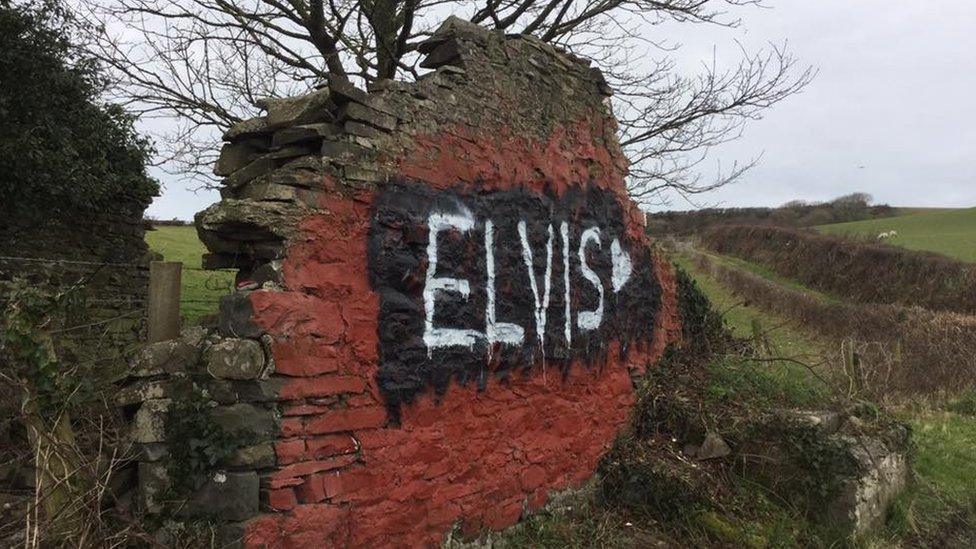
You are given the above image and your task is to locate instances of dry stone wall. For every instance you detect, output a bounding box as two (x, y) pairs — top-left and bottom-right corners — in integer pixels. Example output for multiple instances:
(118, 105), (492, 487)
(0, 150), (153, 500)
(0, 192), (152, 358)
(133, 17), (683, 547)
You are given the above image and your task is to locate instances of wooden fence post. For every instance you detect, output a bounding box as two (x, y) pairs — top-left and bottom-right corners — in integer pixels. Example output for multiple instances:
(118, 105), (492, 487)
(148, 261), (182, 343)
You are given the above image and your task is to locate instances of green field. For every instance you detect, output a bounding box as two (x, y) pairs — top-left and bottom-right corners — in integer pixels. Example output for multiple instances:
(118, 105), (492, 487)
(145, 225), (235, 325)
(818, 207), (976, 262)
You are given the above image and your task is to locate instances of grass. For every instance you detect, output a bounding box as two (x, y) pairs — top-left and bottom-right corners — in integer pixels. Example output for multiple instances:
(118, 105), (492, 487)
(878, 410), (976, 546)
(144, 225), (234, 326)
(500, 504), (669, 548)
(818, 207), (976, 263)
(674, 256), (818, 352)
(495, 258), (837, 548)
(694, 248), (841, 305)
(498, 250), (976, 547)
(675, 254), (829, 410)
(684, 248), (976, 546)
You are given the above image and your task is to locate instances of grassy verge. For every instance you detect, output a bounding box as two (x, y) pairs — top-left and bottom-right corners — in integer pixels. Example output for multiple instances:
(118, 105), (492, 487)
(144, 225), (235, 326)
(674, 254), (830, 409)
(686, 245), (976, 398)
(683, 248), (976, 547)
(694, 249), (841, 305)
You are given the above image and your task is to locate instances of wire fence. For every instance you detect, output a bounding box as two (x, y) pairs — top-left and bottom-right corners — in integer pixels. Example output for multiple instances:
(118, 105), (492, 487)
(0, 255), (147, 268)
(0, 254), (238, 332)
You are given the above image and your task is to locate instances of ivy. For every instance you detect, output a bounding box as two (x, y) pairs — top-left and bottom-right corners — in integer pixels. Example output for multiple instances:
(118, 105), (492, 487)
(163, 388), (239, 495)
(0, 278), (84, 414)
(760, 416), (860, 508)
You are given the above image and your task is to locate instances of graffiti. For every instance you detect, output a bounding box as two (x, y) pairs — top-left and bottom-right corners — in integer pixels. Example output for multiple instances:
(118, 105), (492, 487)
(369, 181), (661, 416)
(423, 209), (633, 353)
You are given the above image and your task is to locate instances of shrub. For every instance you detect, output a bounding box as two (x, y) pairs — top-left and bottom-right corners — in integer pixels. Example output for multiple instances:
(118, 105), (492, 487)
(0, 0), (157, 223)
(686, 248), (976, 398)
(646, 196), (895, 235)
(675, 264), (731, 356)
(700, 224), (976, 315)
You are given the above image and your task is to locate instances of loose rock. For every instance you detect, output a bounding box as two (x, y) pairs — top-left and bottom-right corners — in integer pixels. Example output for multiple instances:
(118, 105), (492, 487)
(206, 338), (266, 380)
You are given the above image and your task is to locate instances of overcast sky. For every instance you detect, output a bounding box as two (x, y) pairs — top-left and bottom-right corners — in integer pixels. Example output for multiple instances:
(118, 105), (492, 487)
(145, 1), (976, 220)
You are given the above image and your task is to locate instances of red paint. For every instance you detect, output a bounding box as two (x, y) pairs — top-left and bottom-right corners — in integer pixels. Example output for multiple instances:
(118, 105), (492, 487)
(241, 117), (681, 548)
(277, 375), (367, 400)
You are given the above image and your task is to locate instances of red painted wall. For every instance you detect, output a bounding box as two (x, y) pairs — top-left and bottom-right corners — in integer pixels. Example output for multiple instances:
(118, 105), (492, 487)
(242, 121), (680, 547)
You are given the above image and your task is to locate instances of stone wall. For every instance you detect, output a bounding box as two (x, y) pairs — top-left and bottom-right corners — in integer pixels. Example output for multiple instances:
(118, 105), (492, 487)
(0, 146), (153, 498)
(118, 327), (277, 544)
(0, 182), (153, 360)
(132, 17), (682, 547)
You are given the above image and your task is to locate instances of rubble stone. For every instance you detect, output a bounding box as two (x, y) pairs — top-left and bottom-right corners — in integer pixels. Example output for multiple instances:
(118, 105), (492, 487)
(228, 443), (276, 468)
(337, 102), (397, 131)
(214, 140), (265, 176)
(130, 339), (198, 377)
(696, 432), (731, 460)
(217, 292), (264, 339)
(131, 399), (171, 443)
(116, 378), (174, 407)
(138, 461), (169, 513)
(827, 428), (910, 534)
(206, 338), (267, 380)
(262, 89), (334, 130)
(272, 123), (339, 148)
(182, 471), (260, 521)
(223, 117), (270, 141)
(224, 156), (277, 189)
(210, 403), (277, 439)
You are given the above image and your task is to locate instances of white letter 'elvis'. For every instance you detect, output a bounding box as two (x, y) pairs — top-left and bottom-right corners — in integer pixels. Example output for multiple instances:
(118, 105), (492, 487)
(421, 210), (634, 353)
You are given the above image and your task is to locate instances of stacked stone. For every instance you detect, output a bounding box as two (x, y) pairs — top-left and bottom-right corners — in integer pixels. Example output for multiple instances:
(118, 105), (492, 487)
(118, 326), (281, 543)
(738, 409), (910, 535)
(195, 16), (617, 284)
(148, 17), (669, 547)
(0, 200), (152, 361)
(196, 70), (400, 282)
(0, 165), (153, 502)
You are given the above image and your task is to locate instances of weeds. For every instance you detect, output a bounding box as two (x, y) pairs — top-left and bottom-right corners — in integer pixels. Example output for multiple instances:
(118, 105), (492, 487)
(946, 392), (976, 416)
(875, 411), (976, 546)
(682, 247), (976, 547)
(0, 278), (149, 546)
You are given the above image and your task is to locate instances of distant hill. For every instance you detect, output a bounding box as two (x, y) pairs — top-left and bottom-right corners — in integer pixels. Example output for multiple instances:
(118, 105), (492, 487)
(647, 193), (896, 235)
(818, 207), (976, 263)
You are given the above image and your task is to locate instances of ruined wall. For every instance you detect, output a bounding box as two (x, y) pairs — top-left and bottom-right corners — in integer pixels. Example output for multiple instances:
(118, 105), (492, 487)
(177, 17), (679, 547)
(0, 195), (152, 358)
(0, 179), (152, 504)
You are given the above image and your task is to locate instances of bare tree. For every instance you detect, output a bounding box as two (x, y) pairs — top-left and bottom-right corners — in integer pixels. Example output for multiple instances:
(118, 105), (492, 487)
(78, 0), (814, 205)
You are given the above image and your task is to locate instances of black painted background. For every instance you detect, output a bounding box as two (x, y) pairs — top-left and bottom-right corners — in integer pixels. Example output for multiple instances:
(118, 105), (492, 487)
(368, 180), (661, 418)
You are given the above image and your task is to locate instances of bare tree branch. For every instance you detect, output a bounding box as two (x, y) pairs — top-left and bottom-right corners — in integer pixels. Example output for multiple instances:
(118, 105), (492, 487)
(77, 0), (814, 204)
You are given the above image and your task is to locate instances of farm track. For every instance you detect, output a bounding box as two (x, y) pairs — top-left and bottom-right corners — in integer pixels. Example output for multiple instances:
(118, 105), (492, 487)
(678, 243), (976, 547)
(678, 243), (976, 399)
